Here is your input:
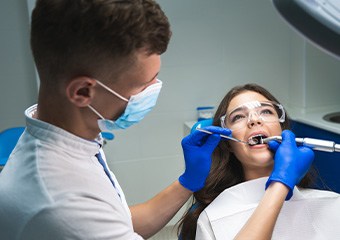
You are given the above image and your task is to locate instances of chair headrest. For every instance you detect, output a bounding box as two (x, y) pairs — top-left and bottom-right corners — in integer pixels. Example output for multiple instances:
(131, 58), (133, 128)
(191, 119), (213, 133)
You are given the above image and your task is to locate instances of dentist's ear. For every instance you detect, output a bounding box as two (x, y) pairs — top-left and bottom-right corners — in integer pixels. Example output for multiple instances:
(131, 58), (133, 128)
(66, 77), (97, 107)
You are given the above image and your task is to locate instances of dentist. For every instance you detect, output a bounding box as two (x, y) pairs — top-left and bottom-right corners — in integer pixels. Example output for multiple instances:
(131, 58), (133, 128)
(0, 1), (229, 239)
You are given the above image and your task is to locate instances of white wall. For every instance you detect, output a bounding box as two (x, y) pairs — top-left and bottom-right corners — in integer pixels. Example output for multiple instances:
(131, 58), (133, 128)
(1, 0), (339, 226)
(305, 45), (340, 109)
(289, 34), (340, 112)
(0, 0), (37, 131)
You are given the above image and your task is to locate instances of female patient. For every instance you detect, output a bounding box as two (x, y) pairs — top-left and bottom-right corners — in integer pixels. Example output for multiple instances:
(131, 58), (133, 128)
(178, 83), (340, 239)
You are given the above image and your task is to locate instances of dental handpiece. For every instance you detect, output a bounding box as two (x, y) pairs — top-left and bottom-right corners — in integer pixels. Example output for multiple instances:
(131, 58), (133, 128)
(261, 136), (340, 152)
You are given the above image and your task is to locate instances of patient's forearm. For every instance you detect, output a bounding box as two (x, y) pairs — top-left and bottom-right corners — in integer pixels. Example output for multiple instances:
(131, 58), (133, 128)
(235, 182), (289, 240)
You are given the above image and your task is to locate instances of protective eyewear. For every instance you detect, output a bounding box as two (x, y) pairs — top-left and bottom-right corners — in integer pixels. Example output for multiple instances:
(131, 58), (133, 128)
(220, 101), (285, 131)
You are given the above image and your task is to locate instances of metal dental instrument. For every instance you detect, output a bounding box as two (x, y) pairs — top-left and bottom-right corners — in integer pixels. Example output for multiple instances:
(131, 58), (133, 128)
(196, 127), (340, 152)
(260, 136), (340, 152)
(196, 128), (249, 145)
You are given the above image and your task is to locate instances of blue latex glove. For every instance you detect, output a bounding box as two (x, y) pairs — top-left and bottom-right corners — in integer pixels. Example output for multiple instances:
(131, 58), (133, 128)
(179, 126), (232, 192)
(266, 130), (314, 200)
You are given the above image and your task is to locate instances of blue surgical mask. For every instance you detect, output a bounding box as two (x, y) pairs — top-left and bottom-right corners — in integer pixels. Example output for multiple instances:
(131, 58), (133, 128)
(88, 79), (162, 133)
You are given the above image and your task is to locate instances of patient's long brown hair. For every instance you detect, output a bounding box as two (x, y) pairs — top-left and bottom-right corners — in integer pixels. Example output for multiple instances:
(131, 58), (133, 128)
(177, 83), (316, 240)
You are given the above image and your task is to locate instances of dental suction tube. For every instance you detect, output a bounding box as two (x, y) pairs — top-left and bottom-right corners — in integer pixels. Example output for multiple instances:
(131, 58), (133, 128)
(263, 136), (340, 152)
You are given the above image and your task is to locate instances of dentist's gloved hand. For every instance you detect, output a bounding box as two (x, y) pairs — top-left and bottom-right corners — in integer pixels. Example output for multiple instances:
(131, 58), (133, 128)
(179, 126), (232, 192)
(266, 130), (314, 200)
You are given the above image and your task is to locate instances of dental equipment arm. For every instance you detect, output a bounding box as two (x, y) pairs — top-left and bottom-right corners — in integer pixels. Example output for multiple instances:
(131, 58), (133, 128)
(262, 136), (340, 152)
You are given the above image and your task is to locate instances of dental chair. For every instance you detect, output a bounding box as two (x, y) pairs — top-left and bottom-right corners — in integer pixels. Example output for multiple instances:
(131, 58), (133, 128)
(190, 119), (213, 133)
(0, 127), (25, 171)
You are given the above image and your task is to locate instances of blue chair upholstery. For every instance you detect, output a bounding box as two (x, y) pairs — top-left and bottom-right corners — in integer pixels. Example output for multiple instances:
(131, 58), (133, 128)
(190, 119), (213, 133)
(0, 127), (25, 167)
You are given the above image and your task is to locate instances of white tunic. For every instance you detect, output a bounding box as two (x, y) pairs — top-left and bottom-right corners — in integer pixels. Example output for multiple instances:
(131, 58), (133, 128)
(196, 177), (340, 240)
(0, 104), (143, 240)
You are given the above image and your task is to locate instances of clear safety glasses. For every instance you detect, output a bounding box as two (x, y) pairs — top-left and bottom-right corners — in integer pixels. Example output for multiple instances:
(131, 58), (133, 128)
(220, 101), (285, 131)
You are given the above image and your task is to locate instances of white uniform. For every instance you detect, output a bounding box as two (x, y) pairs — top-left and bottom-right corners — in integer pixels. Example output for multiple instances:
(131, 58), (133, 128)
(0, 105), (143, 240)
(196, 177), (340, 240)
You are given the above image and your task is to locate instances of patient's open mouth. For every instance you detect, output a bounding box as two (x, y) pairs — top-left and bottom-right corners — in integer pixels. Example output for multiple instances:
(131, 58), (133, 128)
(248, 134), (268, 146)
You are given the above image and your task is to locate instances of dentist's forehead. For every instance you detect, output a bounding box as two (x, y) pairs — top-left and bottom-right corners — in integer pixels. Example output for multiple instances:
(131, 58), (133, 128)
(227, 91), (270, 113)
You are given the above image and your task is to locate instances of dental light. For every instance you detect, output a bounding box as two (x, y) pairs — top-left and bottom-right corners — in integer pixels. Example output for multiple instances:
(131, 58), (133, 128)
(272, 0), (340, 59)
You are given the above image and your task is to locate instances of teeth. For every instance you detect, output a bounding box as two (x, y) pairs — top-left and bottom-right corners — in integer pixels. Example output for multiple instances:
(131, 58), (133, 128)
(248, 134), (267, 146)
(248, 134), (266, 141)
